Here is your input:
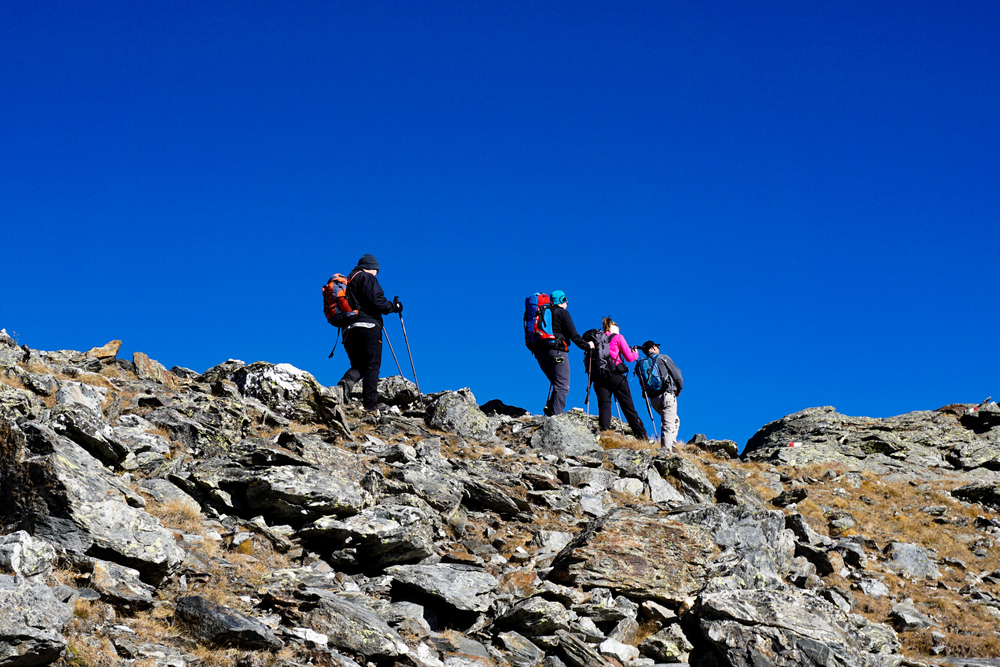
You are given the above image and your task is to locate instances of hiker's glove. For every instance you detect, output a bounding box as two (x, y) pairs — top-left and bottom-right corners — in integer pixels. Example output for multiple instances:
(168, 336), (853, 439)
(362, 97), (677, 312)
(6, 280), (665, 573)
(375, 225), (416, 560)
(393, 297), (403, 313)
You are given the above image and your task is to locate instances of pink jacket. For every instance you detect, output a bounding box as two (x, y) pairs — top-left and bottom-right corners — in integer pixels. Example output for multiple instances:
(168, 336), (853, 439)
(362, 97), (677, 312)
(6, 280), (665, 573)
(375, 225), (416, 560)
(609, 333), (638, 364)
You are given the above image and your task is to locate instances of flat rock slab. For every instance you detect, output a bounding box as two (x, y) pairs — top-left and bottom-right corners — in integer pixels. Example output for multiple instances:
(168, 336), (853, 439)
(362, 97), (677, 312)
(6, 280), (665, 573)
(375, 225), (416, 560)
(547, 508), (714, 605)
(388, 563), (498, 613)
(0, 574), (73, 666)
(175, 595), (283, 650)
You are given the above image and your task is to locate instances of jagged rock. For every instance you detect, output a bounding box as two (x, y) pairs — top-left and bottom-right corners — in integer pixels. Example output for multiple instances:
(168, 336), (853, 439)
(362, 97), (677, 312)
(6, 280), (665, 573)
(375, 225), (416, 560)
(646, 467), (685, 503)
(695, 589), (899, 667)
(0, 531), (56, 579)
(951, 481), (1000, 511)
(68, 556), (157, 609)
(743, 405), (998, 474)
(145, 393), (252, 455)
(377, 375), (421, 406)
(772, 487), (809, 507)
(0, 575), (73, 666)
(426, 389), (498, 442)
(656, 455), (716, 504)
(673, 503), (794, 592)
(883, 542), (940, 580)
(393, 464), (465, 512)
(498, 597), (574, 635)
(297, 589), (408, 658)
(530, 413), (600, 457)
(560, 466), (616, 490)
(85, 340), (122, 359)
(231, 361), (339, 423)
(785, 513), (833, 548)
(47, 403), (134, 467)
(548, 508), (713, 605)
(174, 595), (283, 650)
(430, 633), (493, 667)
(300, 503), (436, 569)
(388, 562), (498, 613)
(462, 476), (524, 515)
(182, 449), (372, 524)
(497, 631), (546, 667)
(604, 448), (652, 477)
(16, 423), (184, 585)
(133, 351), (173, 385)
(54, 380), (107, 412)
(638, 623), (692, 663)
(0, 330), (26, 366)
(714, 465), (766, 508)
(890, 598), (933, 631)
(555, 630), (617, 667)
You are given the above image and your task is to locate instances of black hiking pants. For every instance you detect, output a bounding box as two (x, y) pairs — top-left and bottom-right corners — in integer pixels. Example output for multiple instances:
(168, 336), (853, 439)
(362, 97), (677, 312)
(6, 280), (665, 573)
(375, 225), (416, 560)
(340, 324), (382, 409)
(594, 372), (648, 440)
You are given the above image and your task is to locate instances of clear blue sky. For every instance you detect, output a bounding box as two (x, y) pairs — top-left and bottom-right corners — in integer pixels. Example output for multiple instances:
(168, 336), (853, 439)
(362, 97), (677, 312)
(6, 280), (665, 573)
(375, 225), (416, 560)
(3, 1), (998, 448)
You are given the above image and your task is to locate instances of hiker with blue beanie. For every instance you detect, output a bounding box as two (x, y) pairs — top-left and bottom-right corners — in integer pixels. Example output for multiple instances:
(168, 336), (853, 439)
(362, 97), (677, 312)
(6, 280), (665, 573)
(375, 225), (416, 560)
(529, 290), (592, 416)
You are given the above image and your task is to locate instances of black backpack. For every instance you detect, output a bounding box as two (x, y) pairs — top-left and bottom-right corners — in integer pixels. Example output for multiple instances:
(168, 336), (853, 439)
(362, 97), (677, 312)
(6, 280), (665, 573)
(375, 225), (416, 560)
(582, 329), (625, 379)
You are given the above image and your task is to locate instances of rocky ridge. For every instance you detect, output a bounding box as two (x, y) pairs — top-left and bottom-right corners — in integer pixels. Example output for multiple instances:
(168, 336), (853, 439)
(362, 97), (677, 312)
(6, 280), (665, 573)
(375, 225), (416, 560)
(1, 329), (1000, 667)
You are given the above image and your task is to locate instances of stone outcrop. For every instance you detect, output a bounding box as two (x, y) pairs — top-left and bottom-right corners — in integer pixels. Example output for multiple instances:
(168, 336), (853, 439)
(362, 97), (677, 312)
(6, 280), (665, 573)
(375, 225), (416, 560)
(1, 332), (999, 665)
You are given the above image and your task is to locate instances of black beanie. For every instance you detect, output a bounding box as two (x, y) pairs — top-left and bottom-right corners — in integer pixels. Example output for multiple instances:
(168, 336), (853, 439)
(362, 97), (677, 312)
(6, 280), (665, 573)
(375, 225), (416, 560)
(358, 254), (379, 270)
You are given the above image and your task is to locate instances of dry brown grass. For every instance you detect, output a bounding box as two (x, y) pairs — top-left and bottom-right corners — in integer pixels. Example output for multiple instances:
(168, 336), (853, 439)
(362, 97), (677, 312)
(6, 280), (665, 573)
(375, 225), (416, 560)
(144, 497), (204, 534)
(599, 431), (657, 454)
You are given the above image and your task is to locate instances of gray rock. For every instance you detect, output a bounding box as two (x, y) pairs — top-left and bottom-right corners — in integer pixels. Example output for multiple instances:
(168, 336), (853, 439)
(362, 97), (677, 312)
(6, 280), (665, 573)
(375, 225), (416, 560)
(0, 574), (73, 666)
(0, 531), (57, 579)
(232, 361), (334, 423)
(548, 508), (713, 605)
(498, 597), (574, 635)
(951, 481), (1000, 511)
(174, 595), (283, 650)
(54, 380), (107, 412)
(298, 590), (407, 658)
(695, 589), (898, 667)
(530, 413), (600, 457)
(18, 423), (184, 585)
(604, 448), (652, 477)
(656, 456), (716, 504)
(497, 631), (546, 667)
(890, 598), (933, 631)
(378, 375), (421, 406)
(301, 503), (436, 568)
(713, 465), (765, 508)
(646, 467), (685, 503)
(0, 330), (26, 366)
(426, 389), (498, 442)
(68, 556), (157, 609)
(883, 542), (940, 580)
(389, 562), (498, 613)
(638, 624), (692, 663)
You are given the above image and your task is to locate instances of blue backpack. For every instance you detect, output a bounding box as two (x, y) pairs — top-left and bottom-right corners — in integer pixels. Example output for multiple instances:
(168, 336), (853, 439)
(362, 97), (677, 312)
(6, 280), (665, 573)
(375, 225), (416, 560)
(635, 354), (667, 396)
(524, 293), (557, 348)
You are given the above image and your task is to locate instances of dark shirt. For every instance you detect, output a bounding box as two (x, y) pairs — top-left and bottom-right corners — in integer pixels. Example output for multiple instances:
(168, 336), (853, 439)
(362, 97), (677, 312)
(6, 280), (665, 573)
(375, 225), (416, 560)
(551, 307), (589, 351)
(347, 267), (395, 326)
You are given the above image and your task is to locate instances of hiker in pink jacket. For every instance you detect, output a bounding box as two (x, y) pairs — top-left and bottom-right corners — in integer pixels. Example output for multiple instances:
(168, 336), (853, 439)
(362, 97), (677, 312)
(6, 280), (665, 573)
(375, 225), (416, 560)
(592, 317), (648, 440)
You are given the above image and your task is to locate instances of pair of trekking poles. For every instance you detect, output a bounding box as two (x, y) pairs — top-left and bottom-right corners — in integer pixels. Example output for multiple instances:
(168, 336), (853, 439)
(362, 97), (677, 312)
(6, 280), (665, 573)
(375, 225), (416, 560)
(329, 312), (420, 394)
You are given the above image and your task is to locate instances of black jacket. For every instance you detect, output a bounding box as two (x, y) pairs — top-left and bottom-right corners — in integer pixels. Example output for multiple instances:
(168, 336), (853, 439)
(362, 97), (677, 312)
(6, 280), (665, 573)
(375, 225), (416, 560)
(346, 267), (395, 326)
(550, 307), (588, 351)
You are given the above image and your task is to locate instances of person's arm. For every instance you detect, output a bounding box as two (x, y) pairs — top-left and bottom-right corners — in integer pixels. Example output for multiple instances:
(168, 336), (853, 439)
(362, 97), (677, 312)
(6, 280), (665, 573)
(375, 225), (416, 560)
(658, 355), (683, 394)
(560, 310), (589, 350)
(353, 273), (395, 315)
(614, 334), (638, 363)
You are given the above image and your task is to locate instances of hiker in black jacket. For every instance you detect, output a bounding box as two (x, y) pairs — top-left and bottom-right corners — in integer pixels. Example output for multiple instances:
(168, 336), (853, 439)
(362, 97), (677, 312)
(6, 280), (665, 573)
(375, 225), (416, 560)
(337, 254), (402, 411)
(531, 290), (592, 416)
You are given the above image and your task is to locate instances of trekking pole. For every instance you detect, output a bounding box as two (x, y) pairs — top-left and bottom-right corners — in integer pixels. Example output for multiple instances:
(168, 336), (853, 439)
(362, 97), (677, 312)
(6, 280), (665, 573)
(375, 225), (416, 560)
(642, 393), (659, 441)
(613, 396), (625, 434)
(584, 357), (593, 416)
(382, 328), (405, 378)
(398, 313), (420, 394)
(328, 329), (341, 358)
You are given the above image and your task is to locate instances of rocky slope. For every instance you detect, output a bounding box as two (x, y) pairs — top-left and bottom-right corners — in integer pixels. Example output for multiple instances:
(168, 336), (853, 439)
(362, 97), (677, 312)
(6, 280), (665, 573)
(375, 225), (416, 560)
(1, 329), (1000, 667)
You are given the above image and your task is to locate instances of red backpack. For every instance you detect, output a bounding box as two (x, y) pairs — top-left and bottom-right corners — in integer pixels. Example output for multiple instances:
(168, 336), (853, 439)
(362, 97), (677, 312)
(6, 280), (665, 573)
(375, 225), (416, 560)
(322, 273), (359, 327)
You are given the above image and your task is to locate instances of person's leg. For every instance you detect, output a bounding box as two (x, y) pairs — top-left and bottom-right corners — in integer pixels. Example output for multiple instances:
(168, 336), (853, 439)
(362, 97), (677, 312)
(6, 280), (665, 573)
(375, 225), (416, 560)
(660, 393), (679, 446)
(358, 327), (383, 410)
(549, 351), (570, 414)
(594, 378), (613, 430)
(533, 349), (558, 415)
(650, 393), (671, 449)
(612, 375), (648, 440)
(339, 328), (366, 392)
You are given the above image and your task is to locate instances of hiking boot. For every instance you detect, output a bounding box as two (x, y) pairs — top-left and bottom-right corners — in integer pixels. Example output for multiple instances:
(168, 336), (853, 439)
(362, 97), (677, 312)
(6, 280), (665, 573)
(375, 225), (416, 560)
(337, 380), (356, 402)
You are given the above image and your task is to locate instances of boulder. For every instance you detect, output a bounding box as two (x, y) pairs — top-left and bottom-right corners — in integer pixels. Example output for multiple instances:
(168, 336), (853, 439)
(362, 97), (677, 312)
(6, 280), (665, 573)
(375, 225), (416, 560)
(133, 351), (173, 385)
(174, 595), (283, 650)
(17, 423), (184, 585)
(529, 413), (600, 457)
(0, 330), (26, 366)
(300, 503), (436, 569)
(0, 575), (73, 666)
(85, 340), (122, 359)
(548, 508), (713, 605)
(695, 589), (899, 667)
(54, 381), (106, 412)
(297, 590), (408, 658)
(0, 531), (57, 579)
(426, 389), (498, 442)
(388, 563), (498, 614)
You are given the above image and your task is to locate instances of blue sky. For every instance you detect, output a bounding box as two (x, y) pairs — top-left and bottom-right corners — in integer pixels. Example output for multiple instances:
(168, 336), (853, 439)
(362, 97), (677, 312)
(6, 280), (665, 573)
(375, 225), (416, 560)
(3, 1), (998, 448)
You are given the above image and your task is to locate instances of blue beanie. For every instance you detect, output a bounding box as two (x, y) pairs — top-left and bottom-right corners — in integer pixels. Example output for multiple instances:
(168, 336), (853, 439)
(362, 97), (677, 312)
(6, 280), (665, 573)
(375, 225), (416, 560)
(550, 290), (567, 304)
